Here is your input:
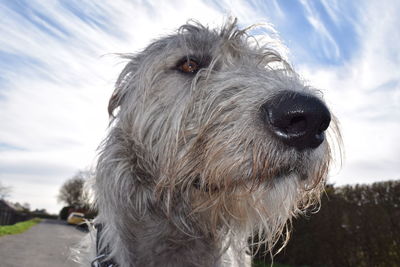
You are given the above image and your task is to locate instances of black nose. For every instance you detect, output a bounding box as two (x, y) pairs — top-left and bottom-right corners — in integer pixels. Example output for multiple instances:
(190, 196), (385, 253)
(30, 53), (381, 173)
(261, 91), (331, 151)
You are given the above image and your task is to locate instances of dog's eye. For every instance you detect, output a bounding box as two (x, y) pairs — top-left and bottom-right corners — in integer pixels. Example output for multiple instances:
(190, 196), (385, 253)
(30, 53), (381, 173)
(178, 59), (199, 74)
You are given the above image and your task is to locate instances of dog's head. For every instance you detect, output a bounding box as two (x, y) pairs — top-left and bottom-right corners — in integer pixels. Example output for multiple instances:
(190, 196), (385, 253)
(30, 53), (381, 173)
(98, 18), (341, 252)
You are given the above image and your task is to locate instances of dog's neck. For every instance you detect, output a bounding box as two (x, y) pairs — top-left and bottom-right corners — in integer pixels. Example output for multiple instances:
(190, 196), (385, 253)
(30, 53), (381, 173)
(97, 206), (250, 267)
(102, 214), (222, 266)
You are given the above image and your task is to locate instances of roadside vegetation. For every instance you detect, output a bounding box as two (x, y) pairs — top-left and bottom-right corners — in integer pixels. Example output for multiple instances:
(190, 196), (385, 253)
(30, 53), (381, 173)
(0, 218), (41, 237)
(256, 180), (400, 267)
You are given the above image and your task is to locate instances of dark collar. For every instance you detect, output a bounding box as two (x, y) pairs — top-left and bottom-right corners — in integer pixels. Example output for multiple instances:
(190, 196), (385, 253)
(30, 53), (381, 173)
(91, 224), (118, 267)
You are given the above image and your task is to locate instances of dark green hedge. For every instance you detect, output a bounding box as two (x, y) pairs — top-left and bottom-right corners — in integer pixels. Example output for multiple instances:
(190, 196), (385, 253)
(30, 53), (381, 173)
(256, 180), (400, 267)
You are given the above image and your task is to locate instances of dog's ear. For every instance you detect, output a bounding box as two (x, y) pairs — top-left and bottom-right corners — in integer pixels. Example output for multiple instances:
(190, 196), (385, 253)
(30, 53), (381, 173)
(108, 57), (138, 117)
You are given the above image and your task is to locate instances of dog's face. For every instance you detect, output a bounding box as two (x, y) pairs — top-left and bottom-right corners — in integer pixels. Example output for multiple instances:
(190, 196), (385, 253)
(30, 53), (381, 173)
(104, 19), (340, 250)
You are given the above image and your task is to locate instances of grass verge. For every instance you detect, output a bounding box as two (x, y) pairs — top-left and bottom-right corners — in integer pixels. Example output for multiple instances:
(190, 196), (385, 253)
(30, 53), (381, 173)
(0, 218), (41, 237)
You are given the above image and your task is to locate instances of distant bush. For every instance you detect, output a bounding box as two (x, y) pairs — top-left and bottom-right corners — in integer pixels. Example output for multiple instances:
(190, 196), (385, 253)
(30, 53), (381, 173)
(59, 206), (72, 220)
(256, 180), (400, 267)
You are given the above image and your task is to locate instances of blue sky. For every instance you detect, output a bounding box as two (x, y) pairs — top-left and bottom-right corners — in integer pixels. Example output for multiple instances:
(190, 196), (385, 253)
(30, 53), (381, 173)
(0, 0), (399, 213)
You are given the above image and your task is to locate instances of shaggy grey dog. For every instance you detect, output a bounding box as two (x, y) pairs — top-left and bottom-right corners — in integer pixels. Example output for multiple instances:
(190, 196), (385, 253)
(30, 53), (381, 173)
(87, 19), (340, 267)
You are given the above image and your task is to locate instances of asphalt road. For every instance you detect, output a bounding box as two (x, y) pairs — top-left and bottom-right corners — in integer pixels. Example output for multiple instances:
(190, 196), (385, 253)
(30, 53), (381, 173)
(0, 219), (86, 267)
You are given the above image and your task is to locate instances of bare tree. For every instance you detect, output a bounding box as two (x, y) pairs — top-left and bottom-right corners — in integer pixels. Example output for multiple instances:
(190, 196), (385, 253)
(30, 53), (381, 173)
(0, 181), (12, 199)
(58, 171), (91, 208)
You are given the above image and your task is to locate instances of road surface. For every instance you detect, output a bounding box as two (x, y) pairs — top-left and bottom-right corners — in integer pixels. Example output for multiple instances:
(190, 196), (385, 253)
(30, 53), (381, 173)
(0, 219), (86, 267)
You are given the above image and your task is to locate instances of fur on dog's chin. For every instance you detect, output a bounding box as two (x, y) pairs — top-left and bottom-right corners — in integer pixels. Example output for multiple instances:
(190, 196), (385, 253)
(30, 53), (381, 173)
(272, 171), (297, 181)
(192, 170), (300, 192)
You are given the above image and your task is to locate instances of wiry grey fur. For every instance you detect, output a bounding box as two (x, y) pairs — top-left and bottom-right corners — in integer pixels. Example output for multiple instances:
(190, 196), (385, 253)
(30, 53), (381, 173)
(81, 19), (341, 267)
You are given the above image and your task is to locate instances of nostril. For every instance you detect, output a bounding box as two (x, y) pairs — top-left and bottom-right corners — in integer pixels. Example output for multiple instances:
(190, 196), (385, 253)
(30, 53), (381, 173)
(318, 118), (330, 133)
(287, 115), (307, 135)
(267, 110), (308, 136)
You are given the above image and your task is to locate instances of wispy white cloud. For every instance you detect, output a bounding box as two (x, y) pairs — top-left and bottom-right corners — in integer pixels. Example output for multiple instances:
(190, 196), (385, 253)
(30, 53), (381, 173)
(299, 0), (340, 60)
(320, 0), (340, 26)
